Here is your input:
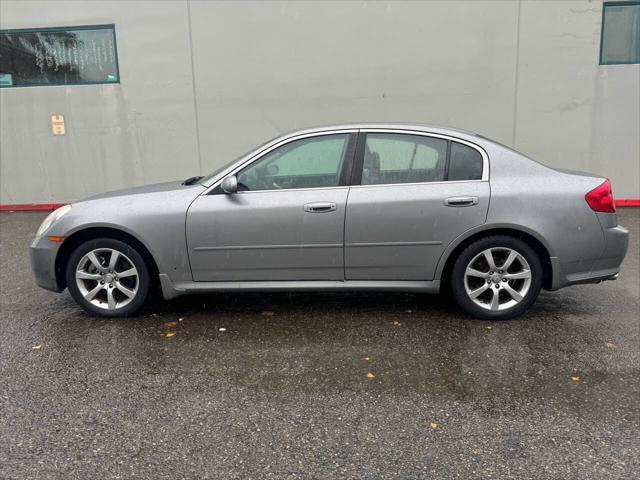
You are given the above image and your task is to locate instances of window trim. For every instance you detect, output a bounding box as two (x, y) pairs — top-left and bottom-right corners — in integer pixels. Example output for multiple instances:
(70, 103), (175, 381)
(205, 129), (359, 195)
(0, 24), (120, 88)
(599, 1), (640, 66)
(350, 129), (489, 187)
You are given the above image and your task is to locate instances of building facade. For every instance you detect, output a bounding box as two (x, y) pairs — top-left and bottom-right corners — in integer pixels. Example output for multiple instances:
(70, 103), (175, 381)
(1, 0), (639, 205)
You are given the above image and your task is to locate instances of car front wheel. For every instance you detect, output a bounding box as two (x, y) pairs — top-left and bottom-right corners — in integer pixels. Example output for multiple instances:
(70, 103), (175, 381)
(450, 235), (543, 320)
(66, 238), (150, 317)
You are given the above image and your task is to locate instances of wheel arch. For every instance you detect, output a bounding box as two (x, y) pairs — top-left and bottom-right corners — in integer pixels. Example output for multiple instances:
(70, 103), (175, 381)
(437, 224), (555, 291)
(55, 226), (160, 291)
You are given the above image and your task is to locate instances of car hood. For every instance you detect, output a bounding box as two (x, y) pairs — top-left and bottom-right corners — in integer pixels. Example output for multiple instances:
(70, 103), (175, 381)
(77, 180), (203, 203)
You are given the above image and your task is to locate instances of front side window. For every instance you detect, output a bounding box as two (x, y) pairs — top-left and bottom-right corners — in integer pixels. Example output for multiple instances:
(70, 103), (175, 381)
(600, 2), (640, 65)
(236, 134), (349, 191)
(361, 133), (447, 185)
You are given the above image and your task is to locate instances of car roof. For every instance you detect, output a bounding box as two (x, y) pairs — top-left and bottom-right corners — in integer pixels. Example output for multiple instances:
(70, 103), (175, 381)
(279, 122), (479, 138)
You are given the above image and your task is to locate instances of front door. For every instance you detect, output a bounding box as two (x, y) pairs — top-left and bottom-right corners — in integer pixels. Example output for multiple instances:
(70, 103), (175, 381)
(345, 131), (490, 280)
(186, 132), (356, 281)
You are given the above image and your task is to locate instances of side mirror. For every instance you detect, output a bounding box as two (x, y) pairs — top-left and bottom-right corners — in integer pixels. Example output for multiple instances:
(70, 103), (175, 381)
(220, 175), (238, 194)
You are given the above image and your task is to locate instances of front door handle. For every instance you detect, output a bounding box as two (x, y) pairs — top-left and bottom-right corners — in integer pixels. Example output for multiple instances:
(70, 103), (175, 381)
(444, 196), (479, 207)
(304, 202), (337, 213)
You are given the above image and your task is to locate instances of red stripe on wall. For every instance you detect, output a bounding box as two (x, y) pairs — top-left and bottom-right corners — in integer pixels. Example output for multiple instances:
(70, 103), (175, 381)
(615, 199), (640, 207)
(0, 203), (67, 212)
(1, 200), (639, 212)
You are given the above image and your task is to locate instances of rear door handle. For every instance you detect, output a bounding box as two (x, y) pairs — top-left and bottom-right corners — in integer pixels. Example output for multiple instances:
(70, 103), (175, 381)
(444, 196), (479, 207)
(304, 202), (337, 213)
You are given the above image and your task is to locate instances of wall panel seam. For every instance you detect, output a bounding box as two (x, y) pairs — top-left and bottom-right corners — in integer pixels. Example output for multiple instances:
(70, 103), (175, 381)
(511, 0), (522, 148)
(186, 0), (203, 175)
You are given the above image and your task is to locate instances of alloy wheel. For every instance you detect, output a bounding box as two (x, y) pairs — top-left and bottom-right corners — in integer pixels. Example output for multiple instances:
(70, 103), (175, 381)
(463, 247), (532, 311)
(75, 248), (139, 310)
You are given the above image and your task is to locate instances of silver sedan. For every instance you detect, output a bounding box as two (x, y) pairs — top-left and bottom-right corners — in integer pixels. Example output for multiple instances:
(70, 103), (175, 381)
(30, 124), (629, 320)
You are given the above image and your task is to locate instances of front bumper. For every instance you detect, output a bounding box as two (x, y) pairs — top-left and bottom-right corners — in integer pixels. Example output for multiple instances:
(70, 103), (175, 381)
(29, 237), (63, 293)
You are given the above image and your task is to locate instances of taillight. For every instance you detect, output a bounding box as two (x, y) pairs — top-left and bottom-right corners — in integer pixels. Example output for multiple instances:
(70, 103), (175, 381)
(585, 179), (615, 213)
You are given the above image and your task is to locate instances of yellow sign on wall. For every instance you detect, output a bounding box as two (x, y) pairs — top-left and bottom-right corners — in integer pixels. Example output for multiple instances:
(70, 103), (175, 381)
(51, 115), (65, 135)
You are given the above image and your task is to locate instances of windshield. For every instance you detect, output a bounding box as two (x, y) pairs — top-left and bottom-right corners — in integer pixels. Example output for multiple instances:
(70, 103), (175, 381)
(199, 154), (246, 185)
(199, 138), (276, 186)
(199, 153), (247, 186)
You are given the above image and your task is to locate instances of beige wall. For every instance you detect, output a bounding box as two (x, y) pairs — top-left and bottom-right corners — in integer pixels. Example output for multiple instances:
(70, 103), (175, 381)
(0, 1), (199, 204)
(515, 0), (640, 196)
(1, 0), (638, 204)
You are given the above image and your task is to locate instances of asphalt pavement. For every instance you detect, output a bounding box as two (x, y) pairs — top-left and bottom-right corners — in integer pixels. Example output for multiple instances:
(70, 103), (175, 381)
(1, 210), (638, 479)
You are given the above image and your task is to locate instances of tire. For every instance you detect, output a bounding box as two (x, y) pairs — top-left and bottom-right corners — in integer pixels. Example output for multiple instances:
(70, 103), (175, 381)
(450, 235), (543, 320)
(66, 238), (150, 317)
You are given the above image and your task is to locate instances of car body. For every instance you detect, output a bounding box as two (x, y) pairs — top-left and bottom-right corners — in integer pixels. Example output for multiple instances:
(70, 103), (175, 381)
(30, 123), (629, 319)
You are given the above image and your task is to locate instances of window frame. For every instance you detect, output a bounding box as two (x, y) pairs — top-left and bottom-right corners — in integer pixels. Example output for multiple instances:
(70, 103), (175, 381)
(350, 129), (489, 188)
(207, 130), (359, 195)
(599, 1), (640, 66)
(0, 24), (120, 88)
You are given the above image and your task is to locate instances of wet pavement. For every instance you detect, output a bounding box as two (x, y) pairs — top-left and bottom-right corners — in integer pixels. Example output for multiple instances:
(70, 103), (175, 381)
(1, 210), (638, 479)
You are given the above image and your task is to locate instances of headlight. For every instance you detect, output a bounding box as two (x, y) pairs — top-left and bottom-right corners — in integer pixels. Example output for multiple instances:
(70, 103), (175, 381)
(36, 205), (72, 237)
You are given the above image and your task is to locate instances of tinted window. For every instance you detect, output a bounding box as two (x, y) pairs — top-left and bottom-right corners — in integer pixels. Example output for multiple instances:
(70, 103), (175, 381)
(448, 142), (483, 181)
(361, 133), (447, 185)
(600, 2), (640, 65)
(0, 25), (119, 88)
(236, 134), (349, 191)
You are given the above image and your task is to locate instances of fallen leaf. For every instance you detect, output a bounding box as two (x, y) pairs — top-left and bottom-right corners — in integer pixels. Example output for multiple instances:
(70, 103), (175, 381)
(570, 376), (580, 382)
(163, 321), (178, 328)
(605, 342), (617, 349)
(366, 373), (375, 379)
(430, 421), (438, 429)
(219, 327), (227, 332)
(165, 332), (176, 338)
(261, 310), (275, 317)
(393, 321), (402, 326)
(31, 344), (42, 350)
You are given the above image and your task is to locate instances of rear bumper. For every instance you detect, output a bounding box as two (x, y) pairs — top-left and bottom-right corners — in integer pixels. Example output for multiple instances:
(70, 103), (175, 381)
(551, 224), (629, 290)
(563, 268), (621, 286)
(29, 237), (63, 293)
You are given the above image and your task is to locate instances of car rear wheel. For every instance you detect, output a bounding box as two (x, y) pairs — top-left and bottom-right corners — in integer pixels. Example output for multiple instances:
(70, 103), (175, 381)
(450, 235), (543, 320)
(66, 238), (150, 317)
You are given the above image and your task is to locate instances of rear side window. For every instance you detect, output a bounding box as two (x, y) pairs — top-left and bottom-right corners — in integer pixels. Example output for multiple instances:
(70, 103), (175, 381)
(361, 133), (447, 185)
(448, 142), (483, 181)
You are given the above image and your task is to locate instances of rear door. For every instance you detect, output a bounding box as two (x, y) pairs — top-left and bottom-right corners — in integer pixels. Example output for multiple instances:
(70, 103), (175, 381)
(186, 131), (356, 281)
(344, 130), (490, 280)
